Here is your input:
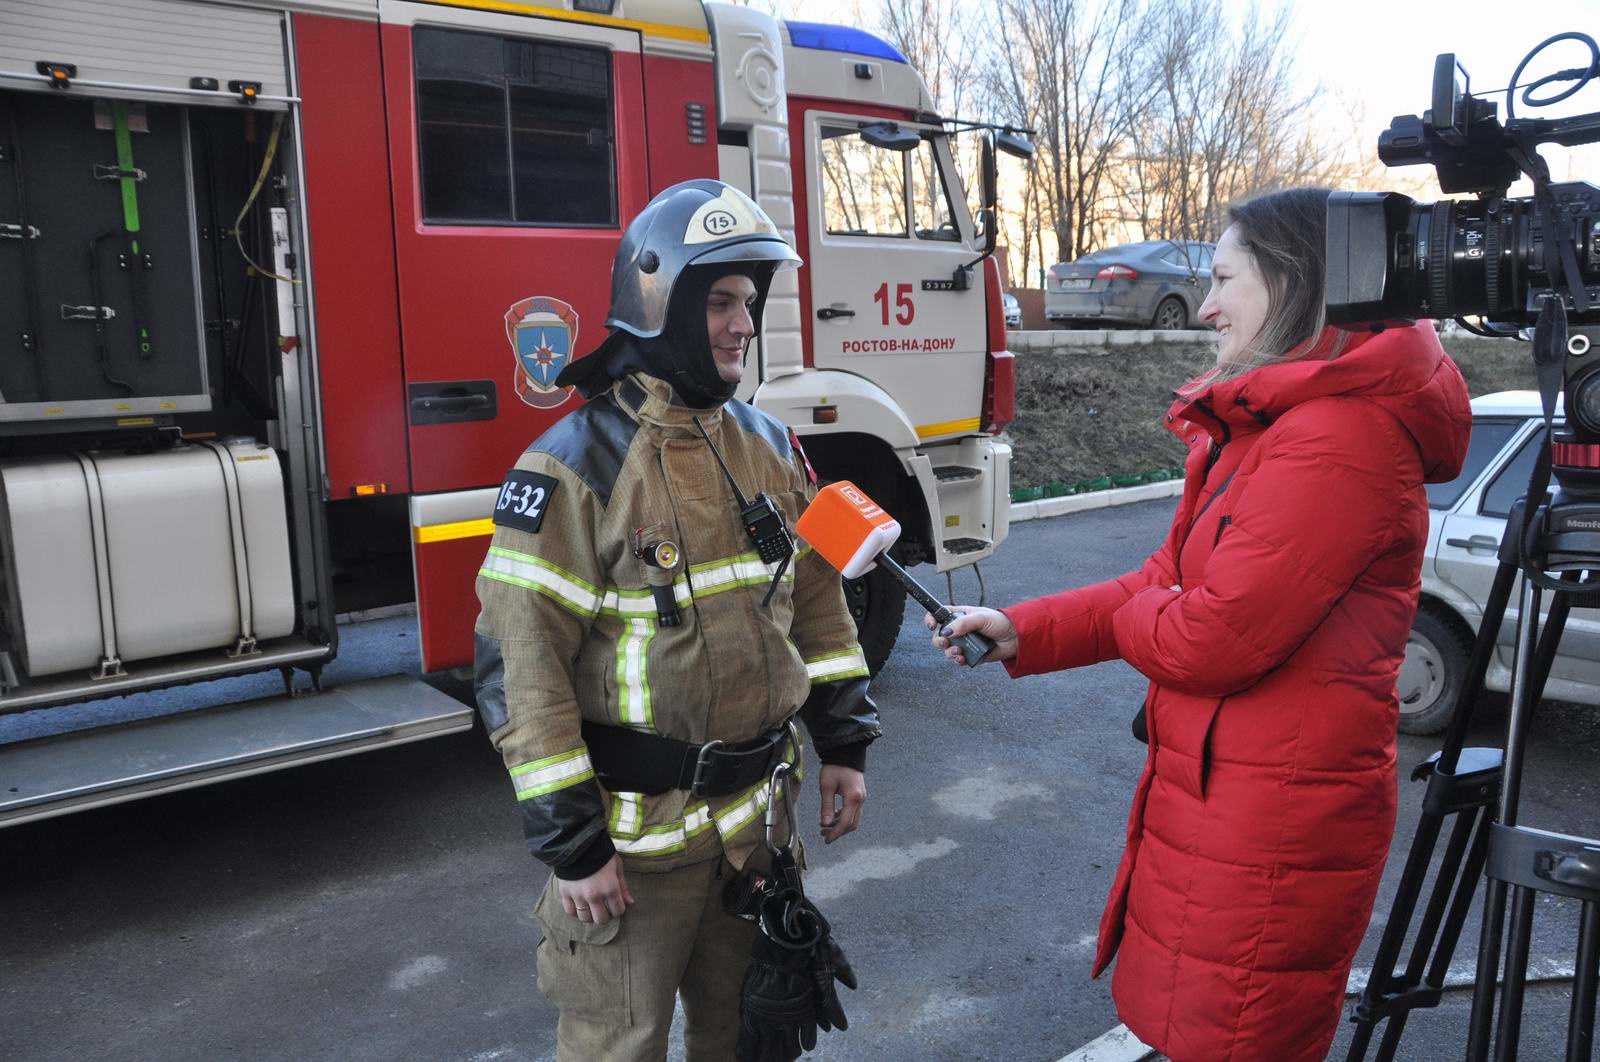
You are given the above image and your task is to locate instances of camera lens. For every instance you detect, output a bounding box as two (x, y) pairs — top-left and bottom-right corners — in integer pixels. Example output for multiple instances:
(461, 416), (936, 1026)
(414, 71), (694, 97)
(1571, 370), (1600, 436)
(1408, 198), (1524, 320)
(1326, 190), (1568, 325)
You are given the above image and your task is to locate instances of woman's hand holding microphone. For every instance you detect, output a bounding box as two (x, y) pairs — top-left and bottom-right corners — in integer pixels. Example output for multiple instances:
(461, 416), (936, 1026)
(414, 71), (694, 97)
(790, 482), (1020, 669)
(925, 607), (1019, 666)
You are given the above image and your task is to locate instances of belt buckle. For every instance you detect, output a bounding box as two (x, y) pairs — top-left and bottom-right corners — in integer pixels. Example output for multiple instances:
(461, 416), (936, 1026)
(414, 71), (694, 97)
(689, 739), (725, 798)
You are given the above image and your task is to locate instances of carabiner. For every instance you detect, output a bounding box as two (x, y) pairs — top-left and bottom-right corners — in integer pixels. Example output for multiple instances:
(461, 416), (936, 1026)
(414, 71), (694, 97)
(763, 719), (803, 855)
(764, 761), (792, 855)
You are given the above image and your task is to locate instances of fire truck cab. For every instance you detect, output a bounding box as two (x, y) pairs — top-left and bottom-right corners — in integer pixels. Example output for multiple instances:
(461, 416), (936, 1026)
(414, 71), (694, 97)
(0, 0), (1016, 824)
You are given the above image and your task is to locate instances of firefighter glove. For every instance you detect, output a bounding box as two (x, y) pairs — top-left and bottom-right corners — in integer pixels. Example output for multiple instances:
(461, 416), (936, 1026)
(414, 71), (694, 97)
(737, 887), (823, 1061)
(736, 932), (818, 1061)
(809, 932), (856, 1033)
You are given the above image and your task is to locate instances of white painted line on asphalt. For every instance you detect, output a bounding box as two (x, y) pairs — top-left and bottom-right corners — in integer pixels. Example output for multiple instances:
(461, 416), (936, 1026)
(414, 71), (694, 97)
(1346, 956), (1577, 997)
(1057, 957), (1579, 1062)
(1053, 1023), (1156, 1062)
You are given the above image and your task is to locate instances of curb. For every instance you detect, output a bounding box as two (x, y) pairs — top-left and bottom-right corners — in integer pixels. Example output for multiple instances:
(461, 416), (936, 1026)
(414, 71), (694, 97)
(1010, 478), (1184, 524)
(1006, 328), (1218, 350)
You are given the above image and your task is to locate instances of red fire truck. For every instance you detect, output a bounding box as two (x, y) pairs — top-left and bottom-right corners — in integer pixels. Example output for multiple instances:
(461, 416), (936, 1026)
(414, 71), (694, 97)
(0, 0), (1023, 824)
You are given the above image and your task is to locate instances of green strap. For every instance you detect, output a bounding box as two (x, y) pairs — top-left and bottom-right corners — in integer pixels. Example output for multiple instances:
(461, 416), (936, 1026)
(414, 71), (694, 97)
(112, 102), (140, 246)
(112, 102), (152, 356)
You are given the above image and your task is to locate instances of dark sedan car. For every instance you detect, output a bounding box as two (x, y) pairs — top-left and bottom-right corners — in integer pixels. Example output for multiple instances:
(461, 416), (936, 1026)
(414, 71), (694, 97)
(1044, 240), (1213, 329)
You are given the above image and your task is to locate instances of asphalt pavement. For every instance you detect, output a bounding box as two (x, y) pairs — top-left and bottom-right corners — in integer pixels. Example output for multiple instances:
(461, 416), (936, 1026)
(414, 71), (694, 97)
(3, 498), (1597, 1061)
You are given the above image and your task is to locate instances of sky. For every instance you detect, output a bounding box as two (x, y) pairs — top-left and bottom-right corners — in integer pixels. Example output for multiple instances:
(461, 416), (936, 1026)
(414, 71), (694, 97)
(1262, 0), (1600, 188)
(777, 0), (1600, 194)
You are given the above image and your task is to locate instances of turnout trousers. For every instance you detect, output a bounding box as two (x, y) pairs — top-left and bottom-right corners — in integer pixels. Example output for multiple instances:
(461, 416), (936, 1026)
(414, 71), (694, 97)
(534, 854), (766, 1062)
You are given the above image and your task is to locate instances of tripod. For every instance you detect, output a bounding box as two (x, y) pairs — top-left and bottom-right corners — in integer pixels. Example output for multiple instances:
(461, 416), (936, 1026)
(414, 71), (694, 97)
(1348, 309), (1600, 1061)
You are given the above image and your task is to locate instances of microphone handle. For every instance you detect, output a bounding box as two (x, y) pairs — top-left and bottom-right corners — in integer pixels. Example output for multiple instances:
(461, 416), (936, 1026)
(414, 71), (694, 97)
(875, 553), (996, 668)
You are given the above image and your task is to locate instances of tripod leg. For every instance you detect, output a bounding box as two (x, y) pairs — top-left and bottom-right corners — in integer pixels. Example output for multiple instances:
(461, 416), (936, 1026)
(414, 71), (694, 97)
(1414, 812), (1480, 982)
(1567, 900), (1598, 1062)
(1432, 805), (1498, 990)
(1494, 885), (1538, 1060)
(1347, 813), (1448, 1060)
(1472, 575), (1545, 1061)
(1437, 559), (1519, 774)
(1470, 877), (1511, 1061)
(1346, 559), (1524, 1062)
(1363, 812), (1472, 1055)
(1348, 1009), (1376, 1059)
(1365, 811), (1484, 1062)
(1379, 809), (1499, 1060)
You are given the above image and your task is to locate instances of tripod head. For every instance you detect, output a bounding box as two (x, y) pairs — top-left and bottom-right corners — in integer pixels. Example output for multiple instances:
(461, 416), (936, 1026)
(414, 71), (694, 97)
(1551, 324), (1600, 491)
(1497, 305), (1600, 585)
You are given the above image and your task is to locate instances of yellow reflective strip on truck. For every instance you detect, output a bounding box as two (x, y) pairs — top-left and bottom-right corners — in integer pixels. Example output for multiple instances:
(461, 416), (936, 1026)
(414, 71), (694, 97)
(915, 417), (982, 440)
(414, 518), (495, 544)
(427, 0), (711, 43)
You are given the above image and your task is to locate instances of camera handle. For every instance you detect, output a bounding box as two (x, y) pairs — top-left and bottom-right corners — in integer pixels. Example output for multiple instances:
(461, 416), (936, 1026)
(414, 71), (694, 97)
(1347, 302), (1600, 1062)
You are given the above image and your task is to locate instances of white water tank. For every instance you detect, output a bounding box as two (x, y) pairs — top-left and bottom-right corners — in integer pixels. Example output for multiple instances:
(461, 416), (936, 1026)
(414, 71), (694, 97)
(0, 441), (295, 679)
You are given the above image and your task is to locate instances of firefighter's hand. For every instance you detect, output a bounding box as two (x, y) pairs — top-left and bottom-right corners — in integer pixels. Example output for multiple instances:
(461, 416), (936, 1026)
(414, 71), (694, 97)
(818, 765), (865, 844)
(926, 606), (1018, 665)
(559, 854), (635, 925)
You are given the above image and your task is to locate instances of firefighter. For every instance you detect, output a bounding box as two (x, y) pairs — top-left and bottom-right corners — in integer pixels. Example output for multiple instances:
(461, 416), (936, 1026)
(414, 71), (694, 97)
(474, 179), (880, 1062)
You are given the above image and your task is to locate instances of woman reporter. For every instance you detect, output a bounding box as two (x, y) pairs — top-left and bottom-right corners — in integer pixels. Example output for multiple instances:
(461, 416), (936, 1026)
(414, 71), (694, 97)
(933, 188), (1471, 1061)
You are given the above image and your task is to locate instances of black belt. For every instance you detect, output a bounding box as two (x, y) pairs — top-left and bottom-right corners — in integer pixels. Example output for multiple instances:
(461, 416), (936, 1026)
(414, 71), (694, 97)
(581, 718), (796, 798)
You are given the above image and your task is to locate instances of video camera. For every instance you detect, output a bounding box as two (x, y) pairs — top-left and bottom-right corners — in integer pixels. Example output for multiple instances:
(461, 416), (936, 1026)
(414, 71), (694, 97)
(1326, 35), (1600, 439)
(1326, 38), (1600, 329)
(1333, 40), (1600, 1062)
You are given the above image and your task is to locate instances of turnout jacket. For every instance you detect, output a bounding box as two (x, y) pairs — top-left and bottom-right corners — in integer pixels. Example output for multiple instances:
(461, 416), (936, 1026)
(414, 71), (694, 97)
(475, 373), (880, 880)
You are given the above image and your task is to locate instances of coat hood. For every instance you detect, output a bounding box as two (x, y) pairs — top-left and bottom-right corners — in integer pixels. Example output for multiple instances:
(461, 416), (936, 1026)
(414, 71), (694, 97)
(1174, 320), (1471, 483)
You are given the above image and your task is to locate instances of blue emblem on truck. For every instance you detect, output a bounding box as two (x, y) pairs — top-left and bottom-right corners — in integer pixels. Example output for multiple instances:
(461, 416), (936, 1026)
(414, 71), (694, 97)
(517, 321), (569, 386)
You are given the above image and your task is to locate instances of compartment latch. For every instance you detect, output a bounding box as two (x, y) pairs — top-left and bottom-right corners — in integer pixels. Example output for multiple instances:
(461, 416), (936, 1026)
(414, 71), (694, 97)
(60, 305), (116, 321)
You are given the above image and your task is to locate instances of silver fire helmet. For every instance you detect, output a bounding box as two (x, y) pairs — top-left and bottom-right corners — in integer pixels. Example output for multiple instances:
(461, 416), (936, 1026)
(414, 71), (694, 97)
(604, 179), (801, 339)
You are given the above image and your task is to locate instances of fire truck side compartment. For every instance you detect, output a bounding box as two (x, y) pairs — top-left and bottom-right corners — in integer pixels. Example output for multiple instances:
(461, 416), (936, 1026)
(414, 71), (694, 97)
(0, 90), (208, 422)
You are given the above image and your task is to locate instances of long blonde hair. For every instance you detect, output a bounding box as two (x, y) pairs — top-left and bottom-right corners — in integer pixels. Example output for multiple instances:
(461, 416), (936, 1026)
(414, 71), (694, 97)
(1182, 188), (1351, 396)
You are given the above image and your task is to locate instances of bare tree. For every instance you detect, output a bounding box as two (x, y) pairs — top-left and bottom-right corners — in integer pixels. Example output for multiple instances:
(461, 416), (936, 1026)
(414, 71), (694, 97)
(875, 0), (979, 121)
(985, 0), (1153, 266)
(1118, 0), (1346, 246)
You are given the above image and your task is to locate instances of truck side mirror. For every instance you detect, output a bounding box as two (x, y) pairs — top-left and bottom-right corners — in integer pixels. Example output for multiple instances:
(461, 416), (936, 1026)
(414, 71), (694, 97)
(859, 122), (921, 151)
(977, 134), (999, 255)
(996, 130), (1035, 159)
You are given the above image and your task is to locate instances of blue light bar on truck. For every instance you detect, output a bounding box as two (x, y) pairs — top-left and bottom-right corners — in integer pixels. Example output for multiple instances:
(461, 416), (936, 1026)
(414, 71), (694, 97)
(784, 22), (908, 64)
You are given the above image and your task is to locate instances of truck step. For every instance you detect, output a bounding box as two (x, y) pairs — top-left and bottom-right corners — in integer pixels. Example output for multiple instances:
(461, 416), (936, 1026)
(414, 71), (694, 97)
(942, 537), (989, 555)
(932, 465), (982, 483)
(0, 674), (473, 827)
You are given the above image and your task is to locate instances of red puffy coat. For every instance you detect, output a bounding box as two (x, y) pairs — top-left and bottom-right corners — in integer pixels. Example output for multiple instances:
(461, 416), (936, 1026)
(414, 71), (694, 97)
(1004, 322), (1470, 1061)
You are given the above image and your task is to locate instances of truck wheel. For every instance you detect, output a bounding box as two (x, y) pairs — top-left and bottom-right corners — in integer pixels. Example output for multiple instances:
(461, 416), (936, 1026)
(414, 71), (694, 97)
(1153, 296), (1188, 330)
(843, 550), (907, 676)
(1397, 606), (1472, 735)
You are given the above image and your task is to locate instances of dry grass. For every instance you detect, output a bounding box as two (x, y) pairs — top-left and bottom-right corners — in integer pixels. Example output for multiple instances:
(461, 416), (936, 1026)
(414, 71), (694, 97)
(1006, 332), (1538, 492)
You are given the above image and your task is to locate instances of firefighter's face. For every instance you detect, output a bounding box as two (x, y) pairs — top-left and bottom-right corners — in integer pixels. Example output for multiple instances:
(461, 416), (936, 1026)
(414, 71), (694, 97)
(706, 274), (758, 384)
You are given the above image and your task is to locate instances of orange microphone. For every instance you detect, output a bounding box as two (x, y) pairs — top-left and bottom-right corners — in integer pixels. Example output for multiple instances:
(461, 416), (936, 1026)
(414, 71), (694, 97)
(797, 481), (996, 668)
